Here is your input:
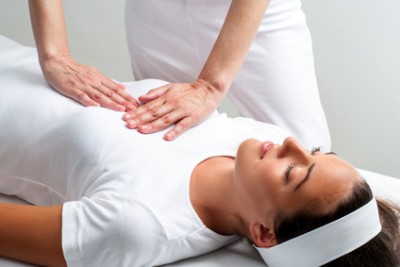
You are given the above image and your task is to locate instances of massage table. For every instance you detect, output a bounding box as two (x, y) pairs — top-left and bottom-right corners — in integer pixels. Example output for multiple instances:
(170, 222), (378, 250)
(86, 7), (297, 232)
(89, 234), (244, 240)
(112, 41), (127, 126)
(0, 35), (399, 267)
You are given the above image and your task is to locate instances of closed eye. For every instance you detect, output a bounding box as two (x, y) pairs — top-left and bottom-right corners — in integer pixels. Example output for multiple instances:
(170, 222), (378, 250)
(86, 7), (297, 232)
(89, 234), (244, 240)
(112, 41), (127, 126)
(284, 163), (295, 184)
(311, 147), (321, 155)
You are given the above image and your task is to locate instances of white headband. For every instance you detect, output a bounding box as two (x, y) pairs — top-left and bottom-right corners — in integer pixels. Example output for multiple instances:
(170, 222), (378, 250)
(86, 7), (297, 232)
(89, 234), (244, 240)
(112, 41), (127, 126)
(254, 198), (381, 267)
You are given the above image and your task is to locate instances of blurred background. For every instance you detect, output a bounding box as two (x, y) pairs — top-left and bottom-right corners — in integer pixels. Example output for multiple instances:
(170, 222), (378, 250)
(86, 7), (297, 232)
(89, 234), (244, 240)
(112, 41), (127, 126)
(1, 0), (399, 177)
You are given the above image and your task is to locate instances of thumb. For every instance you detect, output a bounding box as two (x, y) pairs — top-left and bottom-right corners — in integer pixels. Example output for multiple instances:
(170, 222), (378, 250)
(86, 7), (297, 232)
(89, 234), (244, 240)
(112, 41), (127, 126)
(138, 83), (172, 103)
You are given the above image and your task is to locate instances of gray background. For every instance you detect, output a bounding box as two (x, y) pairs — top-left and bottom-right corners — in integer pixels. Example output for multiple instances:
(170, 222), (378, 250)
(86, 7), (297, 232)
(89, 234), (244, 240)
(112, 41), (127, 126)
(1, 0), (399, 178)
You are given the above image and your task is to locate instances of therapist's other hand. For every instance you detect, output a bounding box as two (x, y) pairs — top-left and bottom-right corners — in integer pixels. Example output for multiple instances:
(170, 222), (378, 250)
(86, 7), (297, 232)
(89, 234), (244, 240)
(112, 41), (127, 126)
(122, 80), (224, 141)
(41, 55), (139, 111)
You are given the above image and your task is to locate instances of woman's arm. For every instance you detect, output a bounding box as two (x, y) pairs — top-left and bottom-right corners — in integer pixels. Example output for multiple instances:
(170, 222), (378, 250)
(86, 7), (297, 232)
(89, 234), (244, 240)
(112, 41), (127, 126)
(0, 203), (66, 267)
(123, 0), (270, 140)
(29, 0), (137, 111)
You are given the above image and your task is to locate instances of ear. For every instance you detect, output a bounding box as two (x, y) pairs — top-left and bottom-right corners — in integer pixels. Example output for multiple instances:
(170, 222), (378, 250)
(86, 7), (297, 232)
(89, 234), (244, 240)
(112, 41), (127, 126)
(249, 223), (277, 248)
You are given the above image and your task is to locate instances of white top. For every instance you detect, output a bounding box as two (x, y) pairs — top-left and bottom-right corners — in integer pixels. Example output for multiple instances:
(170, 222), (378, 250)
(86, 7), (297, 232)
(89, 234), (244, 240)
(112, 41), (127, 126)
(0, 48), (287, 267)
(60, 108), (286, 267)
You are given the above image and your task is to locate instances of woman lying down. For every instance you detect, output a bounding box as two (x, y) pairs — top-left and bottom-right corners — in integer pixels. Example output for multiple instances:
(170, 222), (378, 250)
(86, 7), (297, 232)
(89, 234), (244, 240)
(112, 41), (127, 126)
(0, 67), (399, 266)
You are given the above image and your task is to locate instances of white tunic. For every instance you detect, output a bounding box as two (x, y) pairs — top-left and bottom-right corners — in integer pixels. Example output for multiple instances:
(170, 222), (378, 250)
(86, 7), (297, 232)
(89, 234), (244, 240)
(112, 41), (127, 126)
(125, 0), (331, 151)
(0, 45), (287, 266)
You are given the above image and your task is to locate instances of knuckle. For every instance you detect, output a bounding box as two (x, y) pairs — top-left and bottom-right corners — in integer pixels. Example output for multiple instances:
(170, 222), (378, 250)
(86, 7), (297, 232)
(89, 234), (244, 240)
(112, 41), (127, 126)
(75, 91), (87, 101)
(100, 80), (109, 86)
(138, 112), (151, 122)
(106, 91), (114, 98)
(179, 117), (194, 130)
(161, 115), (171, 124)
(151, 109), (158, 118)
(92, 82), (102, 90)
(143, 106), (159, 118)
(94, 92), (102, 100)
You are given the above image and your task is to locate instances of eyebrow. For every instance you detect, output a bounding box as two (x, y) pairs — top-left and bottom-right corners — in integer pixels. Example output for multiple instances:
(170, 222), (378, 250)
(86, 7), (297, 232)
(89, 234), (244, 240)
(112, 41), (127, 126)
(325, 152), (337, 156)
(292, 152), (336, 191)
(294, 163), (316, 191)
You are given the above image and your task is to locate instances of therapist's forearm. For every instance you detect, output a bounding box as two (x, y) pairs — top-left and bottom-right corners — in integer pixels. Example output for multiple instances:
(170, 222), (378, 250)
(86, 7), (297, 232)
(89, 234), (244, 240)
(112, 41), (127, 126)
(29, 0), (70, 64)
(198, 0), (270, 93)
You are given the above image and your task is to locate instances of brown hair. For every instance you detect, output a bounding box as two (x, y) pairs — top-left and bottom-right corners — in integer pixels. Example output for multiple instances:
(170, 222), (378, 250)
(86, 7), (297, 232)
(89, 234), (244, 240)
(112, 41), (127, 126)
(274, 180), (400, 266)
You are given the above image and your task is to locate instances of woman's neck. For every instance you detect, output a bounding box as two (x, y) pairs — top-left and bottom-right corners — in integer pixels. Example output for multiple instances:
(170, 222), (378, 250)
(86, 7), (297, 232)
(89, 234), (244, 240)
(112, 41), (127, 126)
(190, 156), (246, 236)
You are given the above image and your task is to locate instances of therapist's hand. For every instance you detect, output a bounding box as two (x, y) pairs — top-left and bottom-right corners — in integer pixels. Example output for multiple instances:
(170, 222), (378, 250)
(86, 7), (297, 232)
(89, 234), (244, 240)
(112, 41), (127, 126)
(122, 79), (224, 141)
(41, 55), (139, 111)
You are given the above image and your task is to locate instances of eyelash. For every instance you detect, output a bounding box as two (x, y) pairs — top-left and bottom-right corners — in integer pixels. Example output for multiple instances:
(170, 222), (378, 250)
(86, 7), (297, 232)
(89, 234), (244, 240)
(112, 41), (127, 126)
(311, 146), (321, 155)
(285, 163), (295, 179)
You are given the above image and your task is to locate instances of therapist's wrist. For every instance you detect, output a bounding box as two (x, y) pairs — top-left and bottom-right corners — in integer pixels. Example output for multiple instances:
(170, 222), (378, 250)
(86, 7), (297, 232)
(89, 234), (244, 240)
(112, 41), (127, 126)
(196, 78), (227, 95)
(194, 78), (227, 108)
(196, 73), (231, 95)
(38, 49), (71, 64)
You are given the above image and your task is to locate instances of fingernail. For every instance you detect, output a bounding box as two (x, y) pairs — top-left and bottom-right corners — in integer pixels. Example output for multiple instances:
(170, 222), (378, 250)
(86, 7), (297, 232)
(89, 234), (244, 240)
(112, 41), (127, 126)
(124, 113), (132, 119)
(127, 103), (136, 111)
(127, 120), (137, 128)
(139, 125), (151, 132)
(165, 132), (174, 141)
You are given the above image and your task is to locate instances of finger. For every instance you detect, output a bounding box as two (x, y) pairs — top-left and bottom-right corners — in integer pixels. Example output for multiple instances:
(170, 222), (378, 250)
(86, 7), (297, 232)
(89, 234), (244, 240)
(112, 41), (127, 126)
(125, 118), (138, 129)
(137, 109), (183, 134)
(93, 72), (138, 109)
(85, 88), (126, 111)
(102, 86), (139, 110)
(94, 83), (138, 111)
(113, 81), (126, 89)
(91, 69), (125, 89)
(131, 96), (167, 117)
(138, 83), (172, 103)
(102, 79), (126, 90)
(130, 103), (174, 129)
(123, 101), (171, 127)
(92, 80), (139, 111)
(101, 80), (139, 109)
(122, 111), (134, 121)
(66, 88), (100, 107)
(164, 117), (195, 141)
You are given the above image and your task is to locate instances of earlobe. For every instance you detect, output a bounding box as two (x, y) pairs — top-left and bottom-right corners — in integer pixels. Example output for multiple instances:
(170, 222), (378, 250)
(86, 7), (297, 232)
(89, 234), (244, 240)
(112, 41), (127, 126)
(250, 223), (277, 248)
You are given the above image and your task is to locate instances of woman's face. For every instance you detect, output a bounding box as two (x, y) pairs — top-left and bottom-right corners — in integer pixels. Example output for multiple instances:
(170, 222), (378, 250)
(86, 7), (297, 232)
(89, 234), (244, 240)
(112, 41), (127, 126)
(234, 137), (361, 220)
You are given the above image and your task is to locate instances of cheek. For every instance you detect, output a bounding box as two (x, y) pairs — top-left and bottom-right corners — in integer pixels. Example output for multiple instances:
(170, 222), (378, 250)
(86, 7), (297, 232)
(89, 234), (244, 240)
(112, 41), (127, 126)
(258, 164), (285, 203)
(259, 163), (302, 213)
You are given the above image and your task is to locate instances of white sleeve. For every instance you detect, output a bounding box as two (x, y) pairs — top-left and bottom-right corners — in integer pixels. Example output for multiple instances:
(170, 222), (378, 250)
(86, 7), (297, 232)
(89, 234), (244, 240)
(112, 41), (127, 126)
(62, 195), (167, 267)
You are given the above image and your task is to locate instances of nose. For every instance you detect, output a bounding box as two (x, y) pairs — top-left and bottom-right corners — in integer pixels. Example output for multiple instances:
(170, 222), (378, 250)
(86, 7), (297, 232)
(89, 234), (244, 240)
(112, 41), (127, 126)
(277, 137), (309, 160)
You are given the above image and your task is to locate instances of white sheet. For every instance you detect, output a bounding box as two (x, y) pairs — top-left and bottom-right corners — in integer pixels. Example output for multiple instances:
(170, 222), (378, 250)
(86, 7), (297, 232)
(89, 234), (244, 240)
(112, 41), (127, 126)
(0, 34), (399, 267)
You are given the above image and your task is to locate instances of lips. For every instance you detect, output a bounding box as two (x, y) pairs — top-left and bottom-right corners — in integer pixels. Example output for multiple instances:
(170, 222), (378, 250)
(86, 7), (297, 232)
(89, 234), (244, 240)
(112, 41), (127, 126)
(261, 141), (274, 159)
